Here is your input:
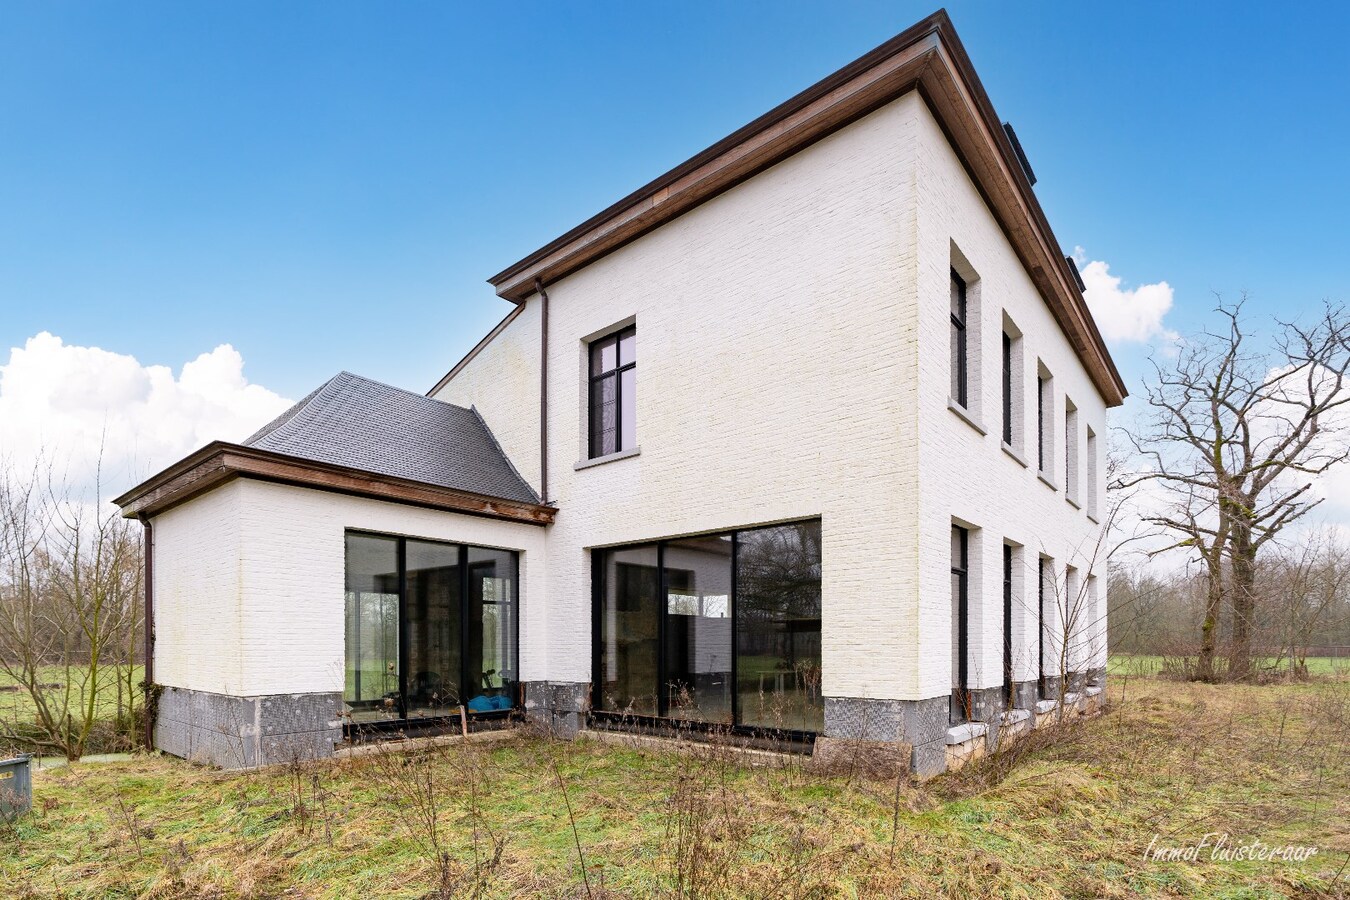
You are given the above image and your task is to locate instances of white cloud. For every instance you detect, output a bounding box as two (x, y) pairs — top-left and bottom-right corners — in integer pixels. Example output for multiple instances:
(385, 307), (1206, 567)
(1074, 247), (1179, 346)
(0, 332), (292, 499)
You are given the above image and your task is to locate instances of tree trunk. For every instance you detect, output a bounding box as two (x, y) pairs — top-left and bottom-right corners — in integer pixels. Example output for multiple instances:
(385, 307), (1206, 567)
(1228, 523), (1257, 681)
(1197, 567), (1223, 682)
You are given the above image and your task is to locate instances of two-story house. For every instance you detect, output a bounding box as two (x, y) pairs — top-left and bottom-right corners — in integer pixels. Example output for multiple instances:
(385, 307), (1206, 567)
(116, 10), (1124, 775)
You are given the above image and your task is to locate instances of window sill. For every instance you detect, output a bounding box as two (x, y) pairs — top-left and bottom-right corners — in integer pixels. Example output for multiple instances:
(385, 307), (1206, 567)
(1086, 512), (1100, 525)
(1066, 495), (1081, 511)
(947, 398), (987, 436)
(1001, 442), (1028, 468)
(574, 446), (640, 471)
(1037, 471), (1059, 492)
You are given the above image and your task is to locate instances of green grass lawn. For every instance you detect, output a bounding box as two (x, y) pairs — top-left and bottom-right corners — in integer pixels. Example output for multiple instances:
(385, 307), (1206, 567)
(2, 672), (1346, 898)
(0, 666), (142, 730)
(1109, 654), (1349, 678)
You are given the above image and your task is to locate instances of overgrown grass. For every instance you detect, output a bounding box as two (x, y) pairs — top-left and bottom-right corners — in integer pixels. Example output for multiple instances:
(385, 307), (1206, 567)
(1, 674), (1346, 898)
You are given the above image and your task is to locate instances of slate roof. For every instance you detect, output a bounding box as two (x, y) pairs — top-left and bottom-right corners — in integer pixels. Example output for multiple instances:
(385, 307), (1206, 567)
(243, 371), (539, 505)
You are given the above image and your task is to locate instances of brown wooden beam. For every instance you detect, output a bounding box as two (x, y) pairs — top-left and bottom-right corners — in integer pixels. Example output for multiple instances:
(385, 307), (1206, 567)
(115, 441), (557, 525)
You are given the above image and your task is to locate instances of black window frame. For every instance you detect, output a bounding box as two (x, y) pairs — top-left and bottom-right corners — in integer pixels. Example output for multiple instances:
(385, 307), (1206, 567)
(1037, 556), (1047, 696)
(1036, 373), (1047, 472)
(950, 269), (968, 408)
(1002, 331), (1013, 445)
(588, 325), (637, 459)
(343, 530), (521, 735)
(951, 524), (970, 725)
(1003, 543), (1014, 707)
(591, 518), (823, 743)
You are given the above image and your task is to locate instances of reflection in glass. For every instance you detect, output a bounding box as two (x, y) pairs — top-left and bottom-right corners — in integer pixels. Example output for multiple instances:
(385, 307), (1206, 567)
(467, 547), (517, 711)
(736, 522), (823, 732)
(664, 534), (732, 723)
(598, 544), (660, 715)
(405, 541), (462, 717)
(344, 533), (400, 723)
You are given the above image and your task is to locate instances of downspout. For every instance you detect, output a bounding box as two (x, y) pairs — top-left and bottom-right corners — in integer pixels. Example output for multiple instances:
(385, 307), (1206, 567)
(138, 514), (155, 749)
(535, 277), (550, 504)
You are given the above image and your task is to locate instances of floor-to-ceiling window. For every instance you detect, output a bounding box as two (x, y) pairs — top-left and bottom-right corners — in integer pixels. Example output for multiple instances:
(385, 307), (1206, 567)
(344, 531), (518, 725)
(593, 519), (823, 734)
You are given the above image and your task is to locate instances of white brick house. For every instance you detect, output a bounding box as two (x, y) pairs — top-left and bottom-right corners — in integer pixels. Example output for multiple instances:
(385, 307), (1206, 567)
(117, 11), (1124, 774)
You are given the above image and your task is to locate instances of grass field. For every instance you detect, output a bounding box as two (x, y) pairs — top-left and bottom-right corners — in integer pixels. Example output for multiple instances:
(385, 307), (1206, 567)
(0, 666), (142, 727)
(2, 671), (1347, 898)
(1109, 655), (1350, 678)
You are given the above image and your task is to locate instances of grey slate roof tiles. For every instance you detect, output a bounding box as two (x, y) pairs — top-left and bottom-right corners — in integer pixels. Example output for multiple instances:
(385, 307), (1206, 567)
(242, 371), (539, 505)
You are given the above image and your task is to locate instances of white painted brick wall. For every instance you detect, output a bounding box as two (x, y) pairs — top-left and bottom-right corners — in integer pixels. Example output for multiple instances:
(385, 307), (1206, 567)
(530, 94), (925, 700)
(152, 480), (547, 696)
(912, 102), (1108, 699)
(151, 481), (245, 693)
(152, 88), (1110, 710)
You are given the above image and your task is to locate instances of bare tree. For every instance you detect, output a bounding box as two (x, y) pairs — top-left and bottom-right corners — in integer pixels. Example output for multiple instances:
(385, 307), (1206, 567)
(0, 454), (143, 759)
(1120, 299), (1350, 680)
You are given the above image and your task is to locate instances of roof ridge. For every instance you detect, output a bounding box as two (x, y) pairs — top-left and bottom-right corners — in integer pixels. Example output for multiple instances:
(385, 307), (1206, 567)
(333, 370), (475, 413)
(242, 373), (338, 446)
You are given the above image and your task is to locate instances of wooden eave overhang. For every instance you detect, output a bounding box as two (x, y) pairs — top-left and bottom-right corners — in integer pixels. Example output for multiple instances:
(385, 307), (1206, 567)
(113, 441), (557, 525)
(486, 9), (1126, 407)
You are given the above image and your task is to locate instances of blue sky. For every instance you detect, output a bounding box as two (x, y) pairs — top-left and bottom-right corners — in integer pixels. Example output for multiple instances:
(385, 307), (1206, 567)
(1, 1), (1347, 418)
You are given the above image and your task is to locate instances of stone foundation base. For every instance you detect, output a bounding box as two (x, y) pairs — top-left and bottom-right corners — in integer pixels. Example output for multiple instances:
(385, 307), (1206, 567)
(155, 686), (342, 769)
(823, 695), (950, 777)
(522, 681), (589, 737)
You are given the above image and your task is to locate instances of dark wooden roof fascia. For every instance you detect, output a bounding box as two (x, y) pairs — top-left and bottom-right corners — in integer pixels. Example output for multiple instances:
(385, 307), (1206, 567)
(483, 10), (1126, 406)
(114, 442), (556, 525)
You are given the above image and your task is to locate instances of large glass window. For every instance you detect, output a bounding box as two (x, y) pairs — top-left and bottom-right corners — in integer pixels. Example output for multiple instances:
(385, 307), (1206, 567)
(736, 521), (823, 733)
(405, 541), (462, 717)
(343, 532), (518, 725)
(589, 325), (636, 458)
(664, 535), (733, 724)
(345, 534), (400, 720)
(597, 545), (660, 715)
(593, 519), (823, 734)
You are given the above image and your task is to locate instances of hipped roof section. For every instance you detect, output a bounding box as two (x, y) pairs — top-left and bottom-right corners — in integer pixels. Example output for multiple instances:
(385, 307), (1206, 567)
(485, 9), (1126, 406)
(116, 372), (553, 524)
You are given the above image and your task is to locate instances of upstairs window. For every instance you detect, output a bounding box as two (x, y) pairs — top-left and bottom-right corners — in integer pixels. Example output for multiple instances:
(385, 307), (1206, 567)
(950, 270), (968, 408)
(1002, 331), (1013, 444)
(588, 326), (636, 458)
(1036, 362), (1055, 482)
(1065, 398), (1080, 503)
(1086, 427), (1099, 518)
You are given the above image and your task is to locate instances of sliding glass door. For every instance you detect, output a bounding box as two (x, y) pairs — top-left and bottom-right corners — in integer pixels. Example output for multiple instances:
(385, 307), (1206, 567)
(593, 519), (823, 733)
(344, 531), (518, 725)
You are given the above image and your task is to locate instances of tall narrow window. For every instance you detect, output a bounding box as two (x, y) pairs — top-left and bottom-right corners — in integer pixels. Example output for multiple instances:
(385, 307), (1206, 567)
(950, 270), (968, 408)
(1036, 364), (1055, 481)
(589, 325), (637, 458)
(1003, 544), (1014, 707)
(1036, 374), (1046, 471)
(1037, 556), (1047, 695)
(1086, 428), (1099, 518)
(1002, 331), (1013, 444)
(1065, 399), (1079, 503)
(951, 525), (970, 724)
